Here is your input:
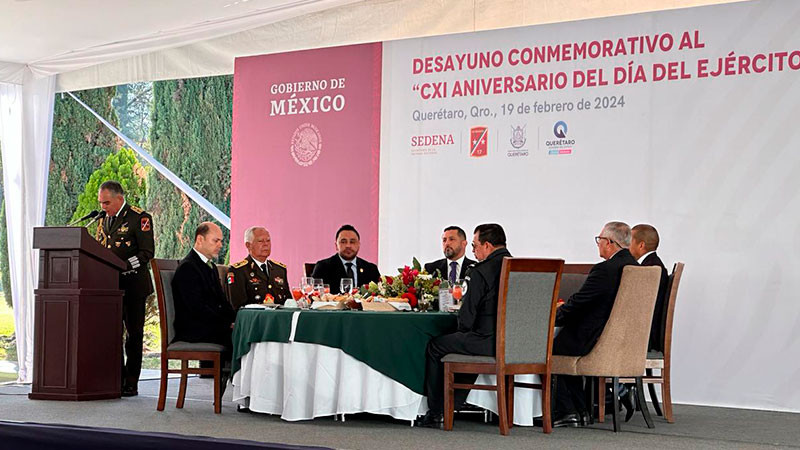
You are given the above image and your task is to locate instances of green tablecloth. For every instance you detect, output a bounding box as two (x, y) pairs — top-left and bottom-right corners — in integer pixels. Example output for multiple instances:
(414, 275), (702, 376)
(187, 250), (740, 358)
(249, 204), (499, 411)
(294, 311), (458, 394)
(231, 309), (295, 375)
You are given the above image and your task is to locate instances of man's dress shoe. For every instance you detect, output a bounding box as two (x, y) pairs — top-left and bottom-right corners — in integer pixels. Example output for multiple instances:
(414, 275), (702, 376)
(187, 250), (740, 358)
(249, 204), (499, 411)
(417, 411), (443, 429)
(121, 385), (138, 397)
(621, 387), (636, 422)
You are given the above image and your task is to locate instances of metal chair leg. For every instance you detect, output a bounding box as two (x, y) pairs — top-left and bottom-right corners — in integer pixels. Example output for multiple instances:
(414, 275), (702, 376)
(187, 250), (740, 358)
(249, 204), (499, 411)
(611, 377), (620, 432)
(636, 377), (654, 428)
(646, 368), (663, 417)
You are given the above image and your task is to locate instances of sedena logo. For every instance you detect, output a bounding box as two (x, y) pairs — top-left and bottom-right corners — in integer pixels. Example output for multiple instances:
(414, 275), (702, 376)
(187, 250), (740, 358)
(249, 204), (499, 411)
(470, 126), (488, 158)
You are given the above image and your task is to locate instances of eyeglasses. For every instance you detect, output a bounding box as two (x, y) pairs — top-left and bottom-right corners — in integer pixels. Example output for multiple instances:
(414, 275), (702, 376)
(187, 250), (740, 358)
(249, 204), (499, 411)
(594, 236), (617, 246)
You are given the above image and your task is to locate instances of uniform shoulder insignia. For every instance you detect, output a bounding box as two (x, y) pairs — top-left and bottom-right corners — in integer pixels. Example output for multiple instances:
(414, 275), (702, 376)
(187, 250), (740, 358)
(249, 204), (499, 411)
(232, 259), (248, 269)
(129, 205), (144, 214)
(271, 260), (287, 268)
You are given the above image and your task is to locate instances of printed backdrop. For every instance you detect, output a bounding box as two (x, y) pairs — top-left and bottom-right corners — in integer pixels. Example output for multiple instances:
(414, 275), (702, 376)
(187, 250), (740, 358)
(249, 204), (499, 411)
(232, 0), (800, 412)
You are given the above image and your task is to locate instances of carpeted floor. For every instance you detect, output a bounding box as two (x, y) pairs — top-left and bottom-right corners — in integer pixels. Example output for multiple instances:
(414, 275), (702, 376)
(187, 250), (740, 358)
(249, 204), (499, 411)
(0, 375), (797, 450)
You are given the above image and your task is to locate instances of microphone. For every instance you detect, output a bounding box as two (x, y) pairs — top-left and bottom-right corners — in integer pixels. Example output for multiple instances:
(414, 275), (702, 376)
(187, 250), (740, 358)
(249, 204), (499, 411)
(68, 210), (99, 226)
(85, 210), (106, 227)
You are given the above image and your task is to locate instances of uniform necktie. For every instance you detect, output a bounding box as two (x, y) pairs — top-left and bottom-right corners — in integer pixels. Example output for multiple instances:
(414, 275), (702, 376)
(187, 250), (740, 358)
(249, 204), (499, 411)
(105, 215), (115, 233)
(345, 262), (355, 281)
(260, 263), (268, 277)
(449, 261), (458, 284)
(207, 260), (215, 270)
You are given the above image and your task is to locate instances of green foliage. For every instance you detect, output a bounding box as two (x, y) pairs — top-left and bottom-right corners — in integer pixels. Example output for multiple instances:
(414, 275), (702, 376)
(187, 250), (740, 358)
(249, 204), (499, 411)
(0, 143), (10, 308)
(113, 82), (153, 147)
(47, 88), (118, 226)
(71, 148), (148, 225)
(148, 76), (232, 260)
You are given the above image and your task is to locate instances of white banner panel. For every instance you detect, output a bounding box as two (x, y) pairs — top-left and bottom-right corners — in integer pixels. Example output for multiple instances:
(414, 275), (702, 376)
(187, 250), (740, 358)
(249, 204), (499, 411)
(380, 0), (800, 412)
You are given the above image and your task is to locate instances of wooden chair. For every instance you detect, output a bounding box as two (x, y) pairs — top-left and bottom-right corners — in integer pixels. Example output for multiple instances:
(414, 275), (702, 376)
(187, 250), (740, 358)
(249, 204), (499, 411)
(304, 262), (316, 277)
(215, 263), (231, 304)
(608, 262), (684, 423)
(557, 263), (593, 300)
(443, 258), (564, 435)
(151, 258), (226, 414)
(551, 266), (662, 432)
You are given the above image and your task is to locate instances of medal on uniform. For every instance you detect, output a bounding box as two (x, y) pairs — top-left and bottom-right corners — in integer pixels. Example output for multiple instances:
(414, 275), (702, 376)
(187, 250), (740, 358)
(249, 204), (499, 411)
(227, 273), (234, 284)
(274, 276), (284, 285)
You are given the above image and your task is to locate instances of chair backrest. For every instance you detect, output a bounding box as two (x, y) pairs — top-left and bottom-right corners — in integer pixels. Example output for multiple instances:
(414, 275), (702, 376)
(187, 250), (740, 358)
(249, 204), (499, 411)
(304, 262), (316, 277)
(661, 262), (685, 360)
(497, 258), (564, 367)
(151, 258), (180, 349)
(576, 265), (662, 376)
(215, 263), (231, 304)
(557, 264), (593, 300)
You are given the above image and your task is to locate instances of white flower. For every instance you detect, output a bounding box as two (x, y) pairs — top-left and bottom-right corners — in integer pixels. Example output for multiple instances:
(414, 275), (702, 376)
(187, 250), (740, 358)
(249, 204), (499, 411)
(418, 273), (432, 280)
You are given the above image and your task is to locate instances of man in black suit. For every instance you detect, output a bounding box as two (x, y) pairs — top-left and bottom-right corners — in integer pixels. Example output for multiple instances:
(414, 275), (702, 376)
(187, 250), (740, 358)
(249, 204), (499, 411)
(629, 224), (669, 352)
(418, 223), (512, 428)
(424, 226), (476, 283)
(311, 224), (381, 292)
(172, 222), (236, 390)
(551, 221), (638, 427)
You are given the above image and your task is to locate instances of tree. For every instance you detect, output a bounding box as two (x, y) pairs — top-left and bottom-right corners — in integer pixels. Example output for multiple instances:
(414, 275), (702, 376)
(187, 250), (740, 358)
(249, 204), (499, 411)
(113, 82), (153, 148)
(47, 88), (119, 226)
(71, 148), (148, 226)
(0, 144), (10, 307)
(148, 76), (232, 261)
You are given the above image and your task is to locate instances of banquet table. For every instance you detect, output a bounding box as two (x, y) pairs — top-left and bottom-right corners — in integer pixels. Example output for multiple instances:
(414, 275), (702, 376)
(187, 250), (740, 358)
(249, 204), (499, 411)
(231, 308), (543, 424)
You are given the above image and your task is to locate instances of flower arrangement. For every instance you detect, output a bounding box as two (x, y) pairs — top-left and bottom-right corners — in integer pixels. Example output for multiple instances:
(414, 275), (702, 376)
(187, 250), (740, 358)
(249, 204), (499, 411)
(361, 257), (442, 309)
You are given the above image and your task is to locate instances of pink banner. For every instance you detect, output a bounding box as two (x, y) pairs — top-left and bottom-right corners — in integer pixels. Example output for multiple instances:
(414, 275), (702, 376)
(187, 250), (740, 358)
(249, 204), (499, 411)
(231, 43), (382, 284)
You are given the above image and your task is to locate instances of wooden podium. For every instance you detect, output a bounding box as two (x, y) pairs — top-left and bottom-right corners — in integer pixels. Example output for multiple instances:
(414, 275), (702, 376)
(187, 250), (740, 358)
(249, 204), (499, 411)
(29, 226), (127, 400)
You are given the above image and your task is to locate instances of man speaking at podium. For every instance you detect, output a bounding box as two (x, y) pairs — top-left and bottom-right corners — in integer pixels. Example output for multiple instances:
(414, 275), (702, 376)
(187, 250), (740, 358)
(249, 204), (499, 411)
(94, 180), (155, 397)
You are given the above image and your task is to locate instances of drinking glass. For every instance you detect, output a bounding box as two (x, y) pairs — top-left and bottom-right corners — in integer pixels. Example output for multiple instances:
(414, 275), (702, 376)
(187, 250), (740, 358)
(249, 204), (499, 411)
(340, 278), (354, 294)
(291, 286), (303, 301)
(301, 277), (314, 296)
(453, 278), (468, 301)
(323, 284), (331, 294)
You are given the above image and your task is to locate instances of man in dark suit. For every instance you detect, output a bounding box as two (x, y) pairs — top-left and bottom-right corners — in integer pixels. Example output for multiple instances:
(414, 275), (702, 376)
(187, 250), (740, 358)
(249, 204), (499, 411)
(95, 180), (154, 397)
(228, 226), (290, 308)
(172, 222), (236, 390)
(311, 224), (380, 292)
(424, 226), (477, 283)
(629, 224), (669, 352)
(418, 223), (511, 428)
(551, 221), (638, 427)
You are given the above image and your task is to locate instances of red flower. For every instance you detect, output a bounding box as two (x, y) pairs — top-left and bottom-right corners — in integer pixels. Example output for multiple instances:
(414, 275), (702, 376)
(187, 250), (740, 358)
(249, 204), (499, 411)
(433, 279), (441, 286)
(401, 292), (418, 308)
(385, 276), (394, 284)
(407, 286), (417, 295)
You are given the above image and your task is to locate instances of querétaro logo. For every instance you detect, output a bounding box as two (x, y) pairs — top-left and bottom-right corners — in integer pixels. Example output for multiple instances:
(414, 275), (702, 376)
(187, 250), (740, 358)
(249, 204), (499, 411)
(510, 125), (526, 149)
(553, 121), (568, 139)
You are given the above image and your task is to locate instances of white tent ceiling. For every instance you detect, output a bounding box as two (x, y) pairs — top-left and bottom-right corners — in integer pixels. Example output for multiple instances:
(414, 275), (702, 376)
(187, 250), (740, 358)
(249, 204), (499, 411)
(0, 0), (745, 90)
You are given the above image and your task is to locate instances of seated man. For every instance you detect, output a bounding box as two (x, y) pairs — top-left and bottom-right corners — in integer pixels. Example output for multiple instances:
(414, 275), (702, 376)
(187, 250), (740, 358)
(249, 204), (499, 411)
(172, 222), (236, 389)
(311, 224), (380, 292)
(629, 224), (669, 352)
(228, 226), (290, 308)
(418, 223), (511, 428)
(551, 221), (637, 427)
(424, 225), (476, 283)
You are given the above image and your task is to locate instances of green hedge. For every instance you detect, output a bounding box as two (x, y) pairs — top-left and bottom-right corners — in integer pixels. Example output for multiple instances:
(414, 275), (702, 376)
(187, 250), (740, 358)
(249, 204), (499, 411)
(148, 77), (232, 261)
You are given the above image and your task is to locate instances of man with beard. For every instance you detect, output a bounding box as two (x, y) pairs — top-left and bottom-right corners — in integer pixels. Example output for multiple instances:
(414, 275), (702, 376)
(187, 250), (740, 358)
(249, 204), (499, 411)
(311, 224), (381, 292)
(424, 226), (476, 283)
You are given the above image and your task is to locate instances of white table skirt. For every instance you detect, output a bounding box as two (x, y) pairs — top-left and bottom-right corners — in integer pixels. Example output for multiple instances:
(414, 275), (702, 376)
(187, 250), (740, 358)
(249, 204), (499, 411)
(232, 340), (542, 425)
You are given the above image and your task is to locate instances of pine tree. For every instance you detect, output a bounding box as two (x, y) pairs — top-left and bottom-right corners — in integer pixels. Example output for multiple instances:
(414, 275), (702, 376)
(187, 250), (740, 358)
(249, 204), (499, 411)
(71, 148), (148, 226)
(148, 77), (232, 262)
(47, 88), (119, 226)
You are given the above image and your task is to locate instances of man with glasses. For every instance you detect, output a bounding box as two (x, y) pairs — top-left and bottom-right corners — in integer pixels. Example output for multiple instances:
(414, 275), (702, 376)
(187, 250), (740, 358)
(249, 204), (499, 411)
(549, 221), (638, 428)
(418, 223), (511, 428)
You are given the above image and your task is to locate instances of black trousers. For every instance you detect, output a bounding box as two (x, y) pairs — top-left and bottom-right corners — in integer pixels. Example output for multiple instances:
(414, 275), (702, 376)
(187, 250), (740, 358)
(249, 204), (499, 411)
(121, 292), (147, 388)
(424, 332), (494, 415)
(554, 375), (588, 415)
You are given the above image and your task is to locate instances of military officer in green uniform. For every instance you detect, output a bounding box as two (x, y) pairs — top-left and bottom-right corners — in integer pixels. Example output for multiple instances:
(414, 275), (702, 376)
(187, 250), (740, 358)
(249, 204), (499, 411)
(95, 180), (154, 397)
(228, 226), (290, 308)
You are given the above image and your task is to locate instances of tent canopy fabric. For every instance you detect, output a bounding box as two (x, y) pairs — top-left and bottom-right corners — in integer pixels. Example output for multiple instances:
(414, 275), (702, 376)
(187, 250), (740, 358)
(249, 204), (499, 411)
(0, 0), (738, 89)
